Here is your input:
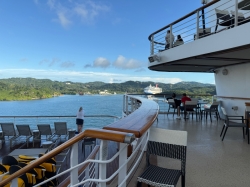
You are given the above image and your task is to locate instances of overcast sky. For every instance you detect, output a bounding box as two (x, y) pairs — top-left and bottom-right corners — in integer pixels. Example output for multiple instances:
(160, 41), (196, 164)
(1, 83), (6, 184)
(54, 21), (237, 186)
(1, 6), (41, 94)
(0, 0), (215, 84)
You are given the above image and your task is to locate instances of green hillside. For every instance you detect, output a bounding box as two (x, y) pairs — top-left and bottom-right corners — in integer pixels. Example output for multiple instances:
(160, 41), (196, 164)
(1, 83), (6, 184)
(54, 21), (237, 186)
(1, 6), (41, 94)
(0, 78), (216, 101)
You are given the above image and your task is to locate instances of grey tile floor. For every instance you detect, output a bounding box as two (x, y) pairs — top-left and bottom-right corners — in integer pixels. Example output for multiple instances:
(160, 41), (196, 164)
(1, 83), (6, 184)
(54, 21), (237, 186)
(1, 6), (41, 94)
(128, 113), (250, 187)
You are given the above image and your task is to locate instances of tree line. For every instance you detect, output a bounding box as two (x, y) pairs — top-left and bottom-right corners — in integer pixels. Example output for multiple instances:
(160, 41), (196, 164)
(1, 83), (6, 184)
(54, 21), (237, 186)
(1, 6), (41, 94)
(0, 78), (216, 101)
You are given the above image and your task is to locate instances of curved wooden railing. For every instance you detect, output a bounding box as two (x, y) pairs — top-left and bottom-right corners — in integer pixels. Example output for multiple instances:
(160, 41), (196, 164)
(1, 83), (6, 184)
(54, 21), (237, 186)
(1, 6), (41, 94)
(104, 95), (159, 138)
(148, 0), (220, 42)
(0, 95), (159, 186)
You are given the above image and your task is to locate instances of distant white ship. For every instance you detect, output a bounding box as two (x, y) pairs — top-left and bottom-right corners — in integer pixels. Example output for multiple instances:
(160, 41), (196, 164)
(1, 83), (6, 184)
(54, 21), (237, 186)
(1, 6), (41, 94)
(144, 84), (162, 94)
(99, 90), (112, 95)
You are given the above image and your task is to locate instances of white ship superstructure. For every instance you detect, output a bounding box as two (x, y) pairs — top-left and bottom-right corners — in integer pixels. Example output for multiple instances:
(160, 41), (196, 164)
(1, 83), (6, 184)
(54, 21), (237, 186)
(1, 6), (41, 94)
(147, 0), (250, 115)
(144, 84), (162, 94)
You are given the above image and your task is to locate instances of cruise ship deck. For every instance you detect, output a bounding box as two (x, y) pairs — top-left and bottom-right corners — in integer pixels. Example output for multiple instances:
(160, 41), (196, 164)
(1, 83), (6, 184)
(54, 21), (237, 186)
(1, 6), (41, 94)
(128, 113), (250, 187)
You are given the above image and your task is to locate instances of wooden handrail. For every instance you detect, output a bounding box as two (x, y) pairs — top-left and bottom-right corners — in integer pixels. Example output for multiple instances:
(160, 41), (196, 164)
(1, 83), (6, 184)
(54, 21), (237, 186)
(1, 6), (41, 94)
(0, 129), (135, 186)
(216, 96), (250, 100)
(148, 0), (220, 41)
(104, 95), (159, 138)
(58, 145), (100, 187)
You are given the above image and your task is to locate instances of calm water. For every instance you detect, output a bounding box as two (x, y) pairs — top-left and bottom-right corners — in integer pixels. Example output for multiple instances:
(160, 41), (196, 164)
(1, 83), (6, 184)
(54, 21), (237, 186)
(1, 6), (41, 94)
(0, 95), (123, 130)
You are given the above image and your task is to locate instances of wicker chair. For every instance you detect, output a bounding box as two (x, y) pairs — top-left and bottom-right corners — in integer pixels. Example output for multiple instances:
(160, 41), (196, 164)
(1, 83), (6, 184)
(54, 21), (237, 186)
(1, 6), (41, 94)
(137, 127), (187, 187)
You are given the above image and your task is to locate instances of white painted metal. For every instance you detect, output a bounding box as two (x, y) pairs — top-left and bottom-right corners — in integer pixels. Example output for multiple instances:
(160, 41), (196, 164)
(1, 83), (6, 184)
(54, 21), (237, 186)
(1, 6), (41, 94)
(99, 140), (108, 187)
(118, 143), (128, 187)
(235, 0), (238, 26)
(10, 178), (18, 187)
(215, 63), (250, 116)
(170, 25), (173, 48)
(196, 11), (200, 39)
(149, 22), (250, 67)
(151, 35), (154, 55)
(85, 164), (90, 187)
(70, 142), (79, 186)
(149, 127), (187, 146)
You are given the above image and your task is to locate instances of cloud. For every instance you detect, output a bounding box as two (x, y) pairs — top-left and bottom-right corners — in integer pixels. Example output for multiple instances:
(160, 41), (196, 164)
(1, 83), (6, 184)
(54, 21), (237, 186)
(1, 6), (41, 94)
(47, 0), (56, 9)
(84, 64), (92, 68)
(57, 11), (71, 28)
(74, 1), (110, 22)
(39, 58), (60, 67)
(44, 0), (110, 27)
(135, 68), (146, 72)
(113, 55), (142, 69)
(33, 0), (39, 5)
(93, 57), (110, 68)
(20, 58), (29, 62)
(0, 68), (187, 84)
(60, 61), (75, 68)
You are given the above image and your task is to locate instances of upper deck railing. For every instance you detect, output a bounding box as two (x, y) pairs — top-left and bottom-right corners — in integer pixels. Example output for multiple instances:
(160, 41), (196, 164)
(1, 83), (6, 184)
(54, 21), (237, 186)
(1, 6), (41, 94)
(148, 0), (250, 55)
(0, 94), (159, 187)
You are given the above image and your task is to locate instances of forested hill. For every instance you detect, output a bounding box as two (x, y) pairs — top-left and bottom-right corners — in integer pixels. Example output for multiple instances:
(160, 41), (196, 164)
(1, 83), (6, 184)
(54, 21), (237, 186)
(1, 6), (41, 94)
(0, 78), (216, 101)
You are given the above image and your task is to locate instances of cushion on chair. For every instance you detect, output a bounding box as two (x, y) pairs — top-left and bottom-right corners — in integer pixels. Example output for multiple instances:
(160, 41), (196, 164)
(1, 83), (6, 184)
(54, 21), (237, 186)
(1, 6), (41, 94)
(230, 10), (245, 20)
(215, 9), (231, 21)
(137, 165), (181, 187)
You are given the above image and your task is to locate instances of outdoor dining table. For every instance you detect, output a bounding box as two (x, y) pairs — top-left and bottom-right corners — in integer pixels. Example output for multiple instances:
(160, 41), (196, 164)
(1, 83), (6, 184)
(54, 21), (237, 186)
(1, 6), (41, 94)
(8, 148), (48, 160)
(238, 0), (250, 10)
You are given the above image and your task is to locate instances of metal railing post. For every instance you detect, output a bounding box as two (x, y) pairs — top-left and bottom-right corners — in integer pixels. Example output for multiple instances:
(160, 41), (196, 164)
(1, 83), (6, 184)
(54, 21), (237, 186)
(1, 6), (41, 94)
(99, 140), (108, 187)
(70, 142), (79, 186)
(85, 165), (90, 187)
(150, 35), (154, 55)
(126, 95), (129, 115)
(170, 25), (173, 48)
(196, 11), (200, 39)
(10, 178), (18, 187)
(235, 0), (238, 27)
(95, 153), (99, 180)
(118, 143), (128, 187)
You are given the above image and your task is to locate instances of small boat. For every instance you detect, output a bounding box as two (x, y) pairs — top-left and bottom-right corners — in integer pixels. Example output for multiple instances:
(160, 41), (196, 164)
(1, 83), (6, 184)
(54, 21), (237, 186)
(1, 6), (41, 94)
(144, 84), (162, 94)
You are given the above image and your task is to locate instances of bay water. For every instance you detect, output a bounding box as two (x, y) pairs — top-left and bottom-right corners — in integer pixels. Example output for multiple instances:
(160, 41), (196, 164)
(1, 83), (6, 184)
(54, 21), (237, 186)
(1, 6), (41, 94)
(0, 95), (124, 130)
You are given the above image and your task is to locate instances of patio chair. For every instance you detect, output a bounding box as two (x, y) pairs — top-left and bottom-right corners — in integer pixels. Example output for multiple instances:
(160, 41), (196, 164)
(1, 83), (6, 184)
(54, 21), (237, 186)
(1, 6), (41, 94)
(184, 100), (200, 120)
(201, 101), (220, 122)
(230, 10), (250, 25)
(36, 124), (56, 146)
(220, 107), (249, 144)
(137, 127), (187, 187)
(0, 123), (19, 148)
(82, 137), (96, 158)
(215, 8), (233, 32)
(54, 122), (69, 141)
(16, 124), (33, 148)
(167, 99), (178, 116)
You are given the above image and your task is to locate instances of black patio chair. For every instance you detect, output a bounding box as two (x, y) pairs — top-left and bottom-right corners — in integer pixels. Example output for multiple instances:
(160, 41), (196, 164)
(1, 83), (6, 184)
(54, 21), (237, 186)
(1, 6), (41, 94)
(215, 8), (233, 32)
(220, 107), (249, 144)
(201, 101), (220, 122)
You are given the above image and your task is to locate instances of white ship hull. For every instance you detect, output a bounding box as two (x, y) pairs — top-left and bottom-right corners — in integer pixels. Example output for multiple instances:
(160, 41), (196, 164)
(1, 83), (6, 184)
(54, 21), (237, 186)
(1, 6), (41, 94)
(144, 84), (162, 94)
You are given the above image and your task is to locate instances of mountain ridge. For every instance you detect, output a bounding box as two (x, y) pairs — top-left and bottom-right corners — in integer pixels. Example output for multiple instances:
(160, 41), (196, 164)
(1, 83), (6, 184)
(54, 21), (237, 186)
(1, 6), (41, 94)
(0, 78), (216, 101)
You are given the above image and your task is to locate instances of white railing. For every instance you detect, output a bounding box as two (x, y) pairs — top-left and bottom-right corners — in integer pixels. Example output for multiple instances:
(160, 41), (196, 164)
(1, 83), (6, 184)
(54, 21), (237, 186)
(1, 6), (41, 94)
(149, 0), (250, 55)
